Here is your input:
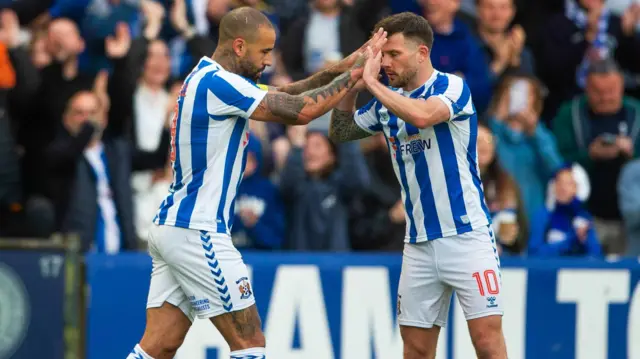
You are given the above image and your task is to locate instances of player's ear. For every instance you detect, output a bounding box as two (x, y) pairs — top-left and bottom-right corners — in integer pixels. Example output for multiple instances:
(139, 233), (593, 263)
(418, 44), (429, 64)
(232, 38), (247, 56)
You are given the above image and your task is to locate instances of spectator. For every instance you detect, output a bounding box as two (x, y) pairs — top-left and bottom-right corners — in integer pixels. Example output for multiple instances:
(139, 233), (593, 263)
(280, 126), (369, 251)
(45, 84), (136, 253)
(528, 164), (602, 257)
(487, 74), (564, 220)
(349, 133), (404, 251)
(474, 0), (535, 82)
(20, 17), (94, 197)
(477, 124), (527, 254)
(0, 9), (54, 238)
(418, 0), (493, 113)
(618, 158), (640, 256)
(552, 58), (640, 255)
(231, 134), (285, 250)
(280, 0), (385, 82)
(536, 0), (640, 121)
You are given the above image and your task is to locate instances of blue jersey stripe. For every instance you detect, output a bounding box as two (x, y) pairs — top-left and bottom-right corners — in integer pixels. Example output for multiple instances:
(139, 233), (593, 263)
(432, 73), (449, 95)
(404, 121), (441, 242)
(452, 82), (471, 115)
(434, 122), (469, 234)
(208, 74), (256, 113)
(175, 77), (211, 226)
(467, 114), (491, 221)
(227, 139), (249, 231)
(357, 97), (377, 115)
(453, 113), (472, 122)
(388, 114), (417, 239)
(216, 118), (246, 233)
(157, 66), (204, 224)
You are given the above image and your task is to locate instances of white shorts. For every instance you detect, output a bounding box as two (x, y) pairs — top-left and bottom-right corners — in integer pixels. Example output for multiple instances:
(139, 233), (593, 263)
(146, 224), (255, 321)
(397, 225), (503, 328)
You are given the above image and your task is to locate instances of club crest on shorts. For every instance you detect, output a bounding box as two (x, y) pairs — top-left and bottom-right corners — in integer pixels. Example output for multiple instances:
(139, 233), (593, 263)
(236, 277), (252, 299)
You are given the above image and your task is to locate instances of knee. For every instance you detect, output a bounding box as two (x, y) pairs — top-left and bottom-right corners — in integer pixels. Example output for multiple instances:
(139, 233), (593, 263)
(141, 328), (187, 356)
(470, 321), (505, 359)
(401, 332), (435, 359)
(404, 341), (434, 359)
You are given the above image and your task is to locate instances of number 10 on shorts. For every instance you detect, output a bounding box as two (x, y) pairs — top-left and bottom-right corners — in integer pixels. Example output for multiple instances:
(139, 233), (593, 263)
(472, 269), (500, 296)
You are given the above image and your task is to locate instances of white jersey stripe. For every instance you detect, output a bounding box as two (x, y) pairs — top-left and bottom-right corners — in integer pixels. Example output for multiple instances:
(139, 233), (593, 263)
(154, 57), (267, 234)
(353, 69), (491, 243)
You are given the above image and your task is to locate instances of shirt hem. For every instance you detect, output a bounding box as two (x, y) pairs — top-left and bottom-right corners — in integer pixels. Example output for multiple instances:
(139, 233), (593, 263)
(153, 220), (231, 236)
(404, 219), (490, 243)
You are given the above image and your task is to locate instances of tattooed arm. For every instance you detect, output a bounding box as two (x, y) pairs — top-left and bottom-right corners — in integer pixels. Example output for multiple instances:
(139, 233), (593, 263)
(328, 90), (373, 143)
(274, 65), (346, 95)
(251, 66), (361, 125)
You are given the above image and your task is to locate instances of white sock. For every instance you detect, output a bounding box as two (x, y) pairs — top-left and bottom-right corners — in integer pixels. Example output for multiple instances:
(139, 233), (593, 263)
(127, 344), (155, 359)
(230, 347), (266, 359)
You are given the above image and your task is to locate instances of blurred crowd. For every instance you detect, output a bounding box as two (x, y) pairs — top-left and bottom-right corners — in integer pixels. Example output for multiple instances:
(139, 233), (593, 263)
(1, 0), (639, 258)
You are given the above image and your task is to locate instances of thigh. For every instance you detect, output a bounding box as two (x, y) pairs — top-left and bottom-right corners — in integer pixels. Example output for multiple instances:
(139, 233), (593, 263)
(147, 227), (193, 320)
(154, 227), (256, 319)
(398, 242), (452, 329)
(210, 304), (265, 351)
(438, 226), (504, 321)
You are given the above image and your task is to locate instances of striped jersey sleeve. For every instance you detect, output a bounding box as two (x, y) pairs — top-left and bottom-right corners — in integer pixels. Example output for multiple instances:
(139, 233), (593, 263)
(429, 74), (474, 122)
(206, 70), (267, 119)
(353, 98), (382, 134)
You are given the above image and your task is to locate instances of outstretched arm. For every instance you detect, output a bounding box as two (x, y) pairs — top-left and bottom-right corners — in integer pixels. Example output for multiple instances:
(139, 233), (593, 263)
(251, 66), (363, 125)
(329, 90), (373, 142)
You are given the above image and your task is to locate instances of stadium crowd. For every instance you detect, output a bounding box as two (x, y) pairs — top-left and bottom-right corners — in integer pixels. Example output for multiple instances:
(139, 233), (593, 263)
(0, 0), (639, 257)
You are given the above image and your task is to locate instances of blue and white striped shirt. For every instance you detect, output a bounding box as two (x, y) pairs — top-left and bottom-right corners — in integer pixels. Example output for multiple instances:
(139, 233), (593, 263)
(154, 57), (267, 235)
(354, 70), (491, 243)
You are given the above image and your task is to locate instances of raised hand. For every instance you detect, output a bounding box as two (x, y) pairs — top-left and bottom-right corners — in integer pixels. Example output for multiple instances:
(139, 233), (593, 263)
(93, 70), (110, 129)
(0, 10), (20, 48)
(141, 0), (165, 39)
(362, 46), (382, 86)
(170, 0), (191, 35)
(342, 28), (387, 70)
(105, 22), (131, 59)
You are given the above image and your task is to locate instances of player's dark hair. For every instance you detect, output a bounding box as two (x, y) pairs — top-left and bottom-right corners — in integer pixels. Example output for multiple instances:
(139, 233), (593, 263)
(218, 6), (273, 43)
(373, 12), (434, 50)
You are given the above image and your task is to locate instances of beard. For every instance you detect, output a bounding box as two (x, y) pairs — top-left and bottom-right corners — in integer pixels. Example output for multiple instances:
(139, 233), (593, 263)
(387, 67), (418, 88)
(238, 56), (265, 82)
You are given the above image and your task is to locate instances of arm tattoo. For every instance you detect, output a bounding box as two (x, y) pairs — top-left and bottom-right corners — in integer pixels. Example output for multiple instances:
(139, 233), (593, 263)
(278, 68), (343, 95)
(279, 56), (366, 95)
(258, 70), (355, 124)
(329, 108), (372, 142)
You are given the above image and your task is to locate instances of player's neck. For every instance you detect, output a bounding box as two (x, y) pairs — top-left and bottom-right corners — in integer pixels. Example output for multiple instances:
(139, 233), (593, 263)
(211, 48), (242, 75)
(403, 64), (435, 92)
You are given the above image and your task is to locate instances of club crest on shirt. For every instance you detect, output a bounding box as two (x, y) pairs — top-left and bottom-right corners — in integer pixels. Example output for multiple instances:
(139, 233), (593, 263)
(236, 277), (252, 299)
